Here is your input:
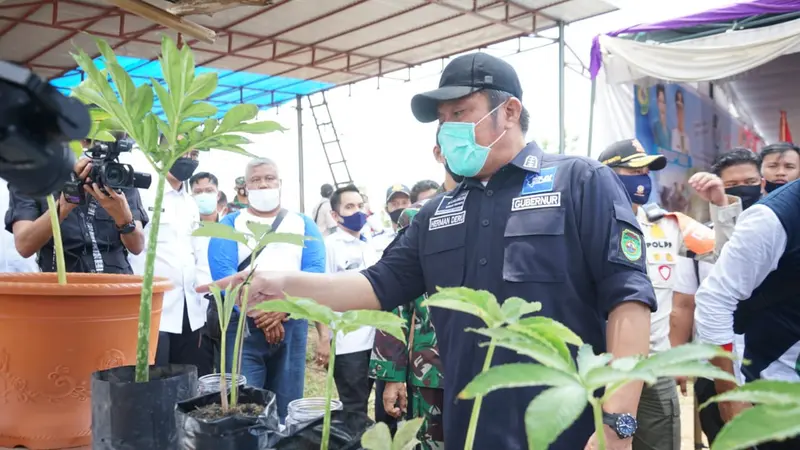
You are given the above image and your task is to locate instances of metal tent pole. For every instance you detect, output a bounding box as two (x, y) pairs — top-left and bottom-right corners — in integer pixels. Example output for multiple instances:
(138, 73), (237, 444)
(558, 20), (566, 154)
(296, 94), (305, 213)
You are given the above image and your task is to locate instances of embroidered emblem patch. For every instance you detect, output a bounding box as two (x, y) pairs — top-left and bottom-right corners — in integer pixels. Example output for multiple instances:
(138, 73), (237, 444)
(434, 191), (468, 216)
(621, 229), (642, 262)
(522, 155), (539, 170)
(658, 265), (671, 280)
(520, 166), (557, 195)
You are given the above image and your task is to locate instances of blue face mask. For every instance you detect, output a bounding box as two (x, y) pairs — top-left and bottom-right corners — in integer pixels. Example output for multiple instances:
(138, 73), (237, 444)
(194, 192), (218, 215)
(340, 211), (367, 232)
(618, 174), (652, 205)
(437, 104), (507, 178)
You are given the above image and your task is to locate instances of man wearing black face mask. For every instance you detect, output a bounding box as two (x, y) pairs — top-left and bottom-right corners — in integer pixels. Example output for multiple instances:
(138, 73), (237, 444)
(672, 148), (763, 445)
(130, 145), (214, 376)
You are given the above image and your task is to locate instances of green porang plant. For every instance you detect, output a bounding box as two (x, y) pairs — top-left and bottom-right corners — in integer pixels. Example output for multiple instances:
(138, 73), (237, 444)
(192, 220), (306, 412)
(703, 380), (800, 450)
(69, 35), (285, 383)
(361, 417), (425, 450)
(423, 287), (739, 450)
(255, 297), (407, 450)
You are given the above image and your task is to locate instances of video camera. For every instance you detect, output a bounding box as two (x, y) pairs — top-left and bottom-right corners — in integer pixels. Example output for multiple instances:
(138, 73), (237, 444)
(0, 60), (90, 197)
(62, 137), (152, 205)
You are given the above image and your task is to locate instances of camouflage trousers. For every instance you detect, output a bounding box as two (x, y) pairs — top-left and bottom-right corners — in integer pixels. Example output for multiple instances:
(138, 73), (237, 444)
(410, 385), (444, 450)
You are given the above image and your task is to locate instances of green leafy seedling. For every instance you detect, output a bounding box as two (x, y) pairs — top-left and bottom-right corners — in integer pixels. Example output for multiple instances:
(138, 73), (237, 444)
(361, 418), (425, 450)
(255, 296), (407, 450)
(193, 219), (308, 410)
(422, 288), (543, 450)
(70, 34), (286, 383)
(702, 380), (800, 450)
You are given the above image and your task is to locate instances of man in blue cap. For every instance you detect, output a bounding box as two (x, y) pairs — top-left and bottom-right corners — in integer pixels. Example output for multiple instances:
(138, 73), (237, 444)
(204, 52), (657, 450)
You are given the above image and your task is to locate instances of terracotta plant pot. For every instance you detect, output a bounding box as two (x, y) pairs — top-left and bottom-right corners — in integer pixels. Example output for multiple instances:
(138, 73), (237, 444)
(0, 272), (171, 450)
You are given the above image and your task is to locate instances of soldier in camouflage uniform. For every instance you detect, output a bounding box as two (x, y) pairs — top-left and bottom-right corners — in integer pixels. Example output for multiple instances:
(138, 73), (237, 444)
(369, 198), (445, 450)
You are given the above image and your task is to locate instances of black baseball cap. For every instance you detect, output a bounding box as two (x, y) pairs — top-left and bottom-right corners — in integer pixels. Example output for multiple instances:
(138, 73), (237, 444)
(598, 139), (667, 171)
(411, 53), (523, 123)
(386, 184), (411, 202)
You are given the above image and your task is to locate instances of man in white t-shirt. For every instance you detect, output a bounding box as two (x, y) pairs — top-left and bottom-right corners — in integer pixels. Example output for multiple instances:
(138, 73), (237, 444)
(316, 184), (379, 414)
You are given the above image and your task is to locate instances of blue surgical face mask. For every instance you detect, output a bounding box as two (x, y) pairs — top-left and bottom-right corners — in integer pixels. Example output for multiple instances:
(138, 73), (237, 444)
(340, 211), (367, 232)
(437, 104), (507, 178)
(618, 174), (652, 205)
(194, 192), (218, 215)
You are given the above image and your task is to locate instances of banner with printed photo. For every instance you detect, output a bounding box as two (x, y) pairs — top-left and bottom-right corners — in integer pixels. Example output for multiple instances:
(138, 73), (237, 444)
(633, 82), (763, 222)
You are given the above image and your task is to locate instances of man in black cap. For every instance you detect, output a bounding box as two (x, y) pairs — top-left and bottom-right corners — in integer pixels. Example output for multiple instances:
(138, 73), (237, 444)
(203, 53), (657, 450)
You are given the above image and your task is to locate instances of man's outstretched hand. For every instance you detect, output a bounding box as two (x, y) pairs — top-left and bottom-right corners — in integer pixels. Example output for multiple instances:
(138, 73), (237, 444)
(196, 270), (287, 310)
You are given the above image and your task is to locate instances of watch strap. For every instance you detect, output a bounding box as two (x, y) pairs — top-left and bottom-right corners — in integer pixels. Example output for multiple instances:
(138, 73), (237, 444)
(116, 220), (136, 234)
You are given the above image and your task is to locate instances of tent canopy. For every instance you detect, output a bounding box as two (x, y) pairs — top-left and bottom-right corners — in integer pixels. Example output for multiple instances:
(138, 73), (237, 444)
(590, 0), (800, 144)
(0, 0), (615, 114)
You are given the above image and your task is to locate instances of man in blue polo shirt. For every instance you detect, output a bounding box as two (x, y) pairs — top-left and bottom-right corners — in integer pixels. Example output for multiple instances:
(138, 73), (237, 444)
(205, 53), (656, 449)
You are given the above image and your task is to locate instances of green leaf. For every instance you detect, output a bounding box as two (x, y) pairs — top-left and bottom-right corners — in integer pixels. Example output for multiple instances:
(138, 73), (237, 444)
(203, 118), (219, 137)
(635, 343), (731, 372)
(254, 297), (338, 325)
(219, 104), (259, 132)
(258, 232), (308, 248)
(705, 380), (800, 408)
(128, 84), (154, 122)
(525, 385), (588, 450)
(91, 130), (116, 142)
(183, 102), (218, 119)
(185, 72), (218, 101)
(499, 297), (541, 324)
(392, 418), (424, 450)
(96, 38), (135, 106)
(576, 345), (612, 379)
(470, 327), (573, 372)
(423, 287), (504, 327)
(231, 120), (288, 134)
(583, 364), (657, 391)
(512, 316), (583, 347)
(361, 422), (392, 450)
(152, 78), (176, 129)
(711, 404), (800, 450)
(140, 114), (160, 155)
(340, 310), (407, 343)
(459, 363), (577, 399)
(192, 221), (249, 246)
(647, 361), (737, 383)
(89, 108), (112, 122)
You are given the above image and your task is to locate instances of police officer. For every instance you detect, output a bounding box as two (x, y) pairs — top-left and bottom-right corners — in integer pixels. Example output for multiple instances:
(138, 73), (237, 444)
(695, 178), (800, 450)
(204, 53), (657, 450)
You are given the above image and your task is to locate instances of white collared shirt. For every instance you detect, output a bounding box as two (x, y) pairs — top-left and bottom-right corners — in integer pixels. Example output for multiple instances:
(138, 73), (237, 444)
(0, 180), (38, 273)
(325, 228), (379, 355)
(695, 205), (796, 382)
(129, 182), (207, 334)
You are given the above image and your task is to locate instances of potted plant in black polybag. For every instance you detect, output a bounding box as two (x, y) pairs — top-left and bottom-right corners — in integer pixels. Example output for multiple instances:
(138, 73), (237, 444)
(175, 221), (306, 449)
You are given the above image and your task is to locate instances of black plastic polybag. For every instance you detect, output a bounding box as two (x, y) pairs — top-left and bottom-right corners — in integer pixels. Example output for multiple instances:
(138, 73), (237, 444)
(92, 364), (198, 450)
(176, 386), (281, 450)
(274, 411), (373, 450)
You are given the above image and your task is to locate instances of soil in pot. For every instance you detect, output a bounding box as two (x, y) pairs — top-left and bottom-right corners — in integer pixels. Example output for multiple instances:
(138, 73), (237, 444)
(176, 386), (281, 450)
(274, 410), (373, 450)
(92, 364), (198, 450)
(0, 272), (170, 450)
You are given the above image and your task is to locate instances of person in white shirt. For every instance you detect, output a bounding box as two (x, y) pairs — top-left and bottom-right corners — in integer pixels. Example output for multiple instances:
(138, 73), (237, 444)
(207, 157), (326, 422)
(0, 179), (38, 273)
(369, 184), (411, 255)
(316, 184), (379, 414)
(130, 148), (213, 376)
(189, 171), (223, 370)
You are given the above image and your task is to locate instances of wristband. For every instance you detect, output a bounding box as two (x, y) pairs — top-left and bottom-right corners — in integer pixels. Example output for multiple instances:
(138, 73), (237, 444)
(720, 343), (734, 353)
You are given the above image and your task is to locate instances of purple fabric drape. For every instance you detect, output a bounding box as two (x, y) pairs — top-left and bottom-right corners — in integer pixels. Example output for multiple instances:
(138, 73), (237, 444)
(590, 0), (800, 79)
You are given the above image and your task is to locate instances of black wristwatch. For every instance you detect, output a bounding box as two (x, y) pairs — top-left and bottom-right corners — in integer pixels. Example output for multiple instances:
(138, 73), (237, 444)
(602, 412), (638, 439)
(116, 220), (136, 235)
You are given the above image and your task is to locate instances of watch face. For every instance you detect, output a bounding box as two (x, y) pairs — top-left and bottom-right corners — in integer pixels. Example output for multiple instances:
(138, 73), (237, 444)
(616, 414), (638, 438)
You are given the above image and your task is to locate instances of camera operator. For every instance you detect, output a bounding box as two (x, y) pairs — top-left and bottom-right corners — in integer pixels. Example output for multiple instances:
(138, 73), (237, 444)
(4, 144), (147, 274)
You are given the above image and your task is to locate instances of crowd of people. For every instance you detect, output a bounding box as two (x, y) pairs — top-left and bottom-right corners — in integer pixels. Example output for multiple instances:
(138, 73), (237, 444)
(2, 51), (800, 450)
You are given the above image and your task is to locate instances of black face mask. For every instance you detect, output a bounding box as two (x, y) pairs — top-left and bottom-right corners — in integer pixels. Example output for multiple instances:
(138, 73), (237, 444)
(764, 180), (786, 194)
(388, 208), (405, 225)
(724, 185), (762, 211)
(169, 158), (199, 182)
(444, 161), (465, 184)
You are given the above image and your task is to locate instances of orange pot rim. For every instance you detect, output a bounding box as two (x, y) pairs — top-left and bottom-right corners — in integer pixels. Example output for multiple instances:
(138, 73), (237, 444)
(0, 272), (172, 296)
